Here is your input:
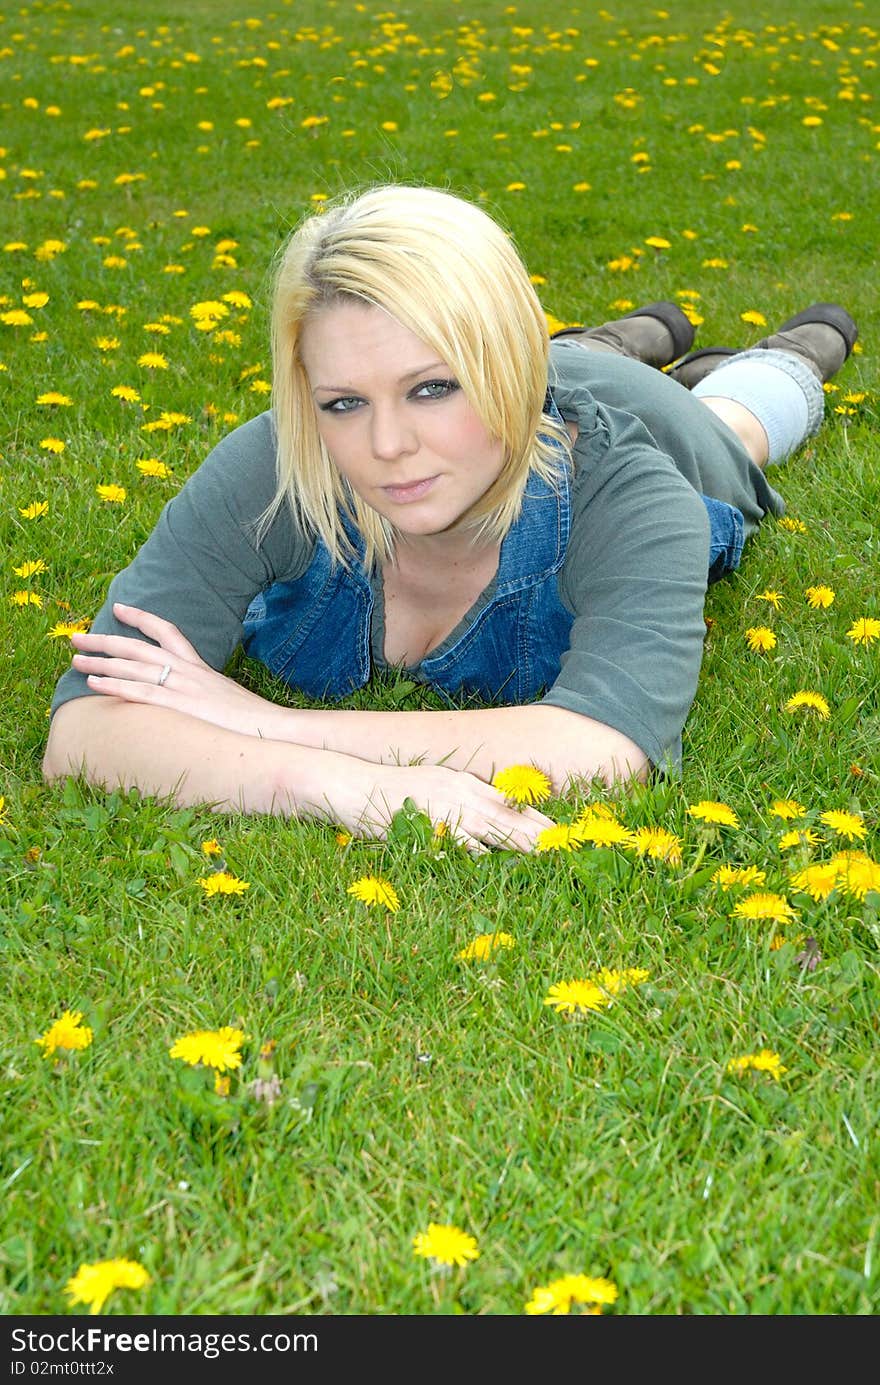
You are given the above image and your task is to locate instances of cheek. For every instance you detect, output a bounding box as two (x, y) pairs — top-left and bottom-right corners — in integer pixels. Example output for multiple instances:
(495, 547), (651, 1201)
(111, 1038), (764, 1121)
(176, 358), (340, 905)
(441, 402), (504, 465)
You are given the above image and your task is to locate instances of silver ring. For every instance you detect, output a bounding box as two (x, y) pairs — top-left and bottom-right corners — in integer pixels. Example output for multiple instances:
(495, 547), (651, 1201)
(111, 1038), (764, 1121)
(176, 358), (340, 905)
(157, 663), (172, 687)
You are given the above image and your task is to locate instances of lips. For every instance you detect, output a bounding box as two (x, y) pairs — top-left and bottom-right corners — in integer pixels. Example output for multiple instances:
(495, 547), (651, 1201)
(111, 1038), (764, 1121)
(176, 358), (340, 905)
(381, 475), (438, 503)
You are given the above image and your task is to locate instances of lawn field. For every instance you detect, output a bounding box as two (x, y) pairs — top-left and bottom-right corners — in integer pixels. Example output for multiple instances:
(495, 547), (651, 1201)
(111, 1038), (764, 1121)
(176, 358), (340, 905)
(1, 0), (879, 1317)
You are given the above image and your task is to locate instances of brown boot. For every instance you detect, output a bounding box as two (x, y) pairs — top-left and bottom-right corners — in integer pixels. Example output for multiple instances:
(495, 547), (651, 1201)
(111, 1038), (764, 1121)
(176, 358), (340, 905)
(668, 303), (858, 389)
(551, 300), (695, 369)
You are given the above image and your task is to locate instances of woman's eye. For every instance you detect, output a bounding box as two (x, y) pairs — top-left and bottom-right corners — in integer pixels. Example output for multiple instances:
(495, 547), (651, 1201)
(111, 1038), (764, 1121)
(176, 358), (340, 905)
(413, 378), (459, 401)
(320, 396), (363, 414)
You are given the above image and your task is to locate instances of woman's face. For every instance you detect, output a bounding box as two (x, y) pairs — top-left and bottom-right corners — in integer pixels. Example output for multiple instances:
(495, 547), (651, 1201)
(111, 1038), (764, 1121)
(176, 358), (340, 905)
(299, 300), (505, 542)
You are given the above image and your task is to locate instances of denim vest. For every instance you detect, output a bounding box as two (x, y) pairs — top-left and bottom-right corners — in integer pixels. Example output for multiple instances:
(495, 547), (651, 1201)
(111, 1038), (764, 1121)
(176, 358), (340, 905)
(242, 395), (743, 705)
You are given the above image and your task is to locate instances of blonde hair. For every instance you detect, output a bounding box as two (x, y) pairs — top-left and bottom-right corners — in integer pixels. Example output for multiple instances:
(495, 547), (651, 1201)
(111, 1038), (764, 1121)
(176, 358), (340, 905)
(265, 184), (571, 568)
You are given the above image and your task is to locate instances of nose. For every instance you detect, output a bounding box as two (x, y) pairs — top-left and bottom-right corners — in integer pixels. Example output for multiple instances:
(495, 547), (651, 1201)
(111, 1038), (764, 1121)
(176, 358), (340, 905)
(370, 402), (417, 462)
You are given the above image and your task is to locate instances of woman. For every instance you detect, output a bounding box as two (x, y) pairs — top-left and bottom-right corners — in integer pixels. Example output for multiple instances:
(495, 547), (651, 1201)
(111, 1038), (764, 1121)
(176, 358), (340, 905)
(42, 185), (857, 852)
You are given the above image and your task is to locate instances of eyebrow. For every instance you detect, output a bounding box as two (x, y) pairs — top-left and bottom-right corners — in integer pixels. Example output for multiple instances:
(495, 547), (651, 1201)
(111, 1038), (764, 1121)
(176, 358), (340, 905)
(310, 361), (450, 394)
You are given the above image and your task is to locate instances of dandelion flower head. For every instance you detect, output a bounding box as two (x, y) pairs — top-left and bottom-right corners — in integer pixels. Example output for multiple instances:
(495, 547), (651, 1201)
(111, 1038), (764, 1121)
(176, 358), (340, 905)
(785, 691), (830, 719)
(688, 800), (739, 827)
(492, 764), (552, 805)
(712, 864), (767, 890)
(525, 1273), (618, 1315)
(169, 1026), (246, 1072)
(727, 1049), (787, 1081)
(36, 1009), (93, 1058)
(629, 826), (682, 863)
(456, 931), (515, 961)
(347, 874), (401, 912)
(412, 1222), (480, 1268)
(819, 809), (866, 841)
(65, 1258), (150, 1315)
(846, 617), (880, 646)
(805, 585), (835, 608)
(198, 871), (249, 896)
(731, 891), (797, 924)
(745, 626), (777, 653)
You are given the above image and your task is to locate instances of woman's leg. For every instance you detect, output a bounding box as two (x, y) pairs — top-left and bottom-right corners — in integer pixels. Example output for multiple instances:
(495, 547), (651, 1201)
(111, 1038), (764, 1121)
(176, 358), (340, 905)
(684, 306), (857, 470)
(551, 301), (695, 368)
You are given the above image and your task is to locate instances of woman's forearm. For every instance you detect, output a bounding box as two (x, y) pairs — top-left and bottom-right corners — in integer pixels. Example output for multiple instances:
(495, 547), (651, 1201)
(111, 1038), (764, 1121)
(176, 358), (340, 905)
(42, 696), (557, 849)
(43, 696), (347, 817)
(282, 702), (649, 792)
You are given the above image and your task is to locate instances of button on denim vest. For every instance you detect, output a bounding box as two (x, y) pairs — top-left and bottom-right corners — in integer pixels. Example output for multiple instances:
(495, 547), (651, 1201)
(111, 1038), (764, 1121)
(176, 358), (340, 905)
(242, 393), (743, 704)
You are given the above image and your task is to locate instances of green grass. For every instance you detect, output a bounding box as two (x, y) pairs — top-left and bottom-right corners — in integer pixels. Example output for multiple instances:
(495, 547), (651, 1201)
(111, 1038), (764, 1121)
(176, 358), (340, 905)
(2, 0), (879, 1316)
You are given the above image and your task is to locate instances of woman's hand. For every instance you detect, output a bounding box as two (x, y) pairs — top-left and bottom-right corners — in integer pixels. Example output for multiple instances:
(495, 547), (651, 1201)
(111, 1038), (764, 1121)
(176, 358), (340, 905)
(70, 603), (289, 741)
(70, 606), (558, 853)
(313, 758), (555, 854)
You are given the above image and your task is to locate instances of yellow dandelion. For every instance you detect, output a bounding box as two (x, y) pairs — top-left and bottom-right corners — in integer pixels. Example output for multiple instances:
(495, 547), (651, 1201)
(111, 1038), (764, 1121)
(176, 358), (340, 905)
(169, 1026), (246, 1071)
(456, 931), (515, 961)
(36, 1009), (93, 1057)
(831, 851), (880, 902)
(200, 838), (222, 856)
(110, 385), (140, 402)
(198, 871), (250, 896)
(770, 798), (806, 820)
(65, 1258), (150, 1316)
(412, 1223), (479, 1268)
(525, 1273), (618, 1315)
(39, 437), (65, 453)
(574, 816), (635, 848)
(629, 826), (682, 864)
(347, 875), (400, 912)
(785, 690), (830, 719)
(48, 620), (91, 639)
(10, 590), (43, 608)
(777, 516), (808, 534)
(36, 391), (72, 406)
(778, 828), (821, 851)
(96, 484), (126, 504)
(1, 309), (33, 326)
(135, 458), (171, 479)
(805, 585), (835, 608)
(727, 1049), (787, 1080)
(12, 559), (47, 578)
(492, 764), (552, 806)
(789, 860), (842, 902)
(544, 978), (608, 1015)
(731, 891), (797, 924)
(222, 290), (252, 309)
(688, 800), (739, 827)
(594, 966), (650, 998)
(745, 625), (777, 653)
(535, 823), (584, 852)
(846, 617), (880, 646)
(506, 182), (526, 192)
(756, 589), (783, 608)
(712, 864), (767, 890)
(19, 501), (48, 519)
(740, 310), (767, 326)
(818, 809), (866, 841)
(137, 351), (169, 369)
(644, 235), (671, 249)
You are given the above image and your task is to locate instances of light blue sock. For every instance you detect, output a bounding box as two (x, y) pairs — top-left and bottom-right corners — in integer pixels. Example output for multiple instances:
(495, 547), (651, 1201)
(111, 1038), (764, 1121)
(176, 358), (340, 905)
(692, 348), (825, 462)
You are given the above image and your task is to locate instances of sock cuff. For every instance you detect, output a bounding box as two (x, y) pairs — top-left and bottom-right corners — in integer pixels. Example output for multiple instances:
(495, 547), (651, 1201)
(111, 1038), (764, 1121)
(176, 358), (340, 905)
(720, 347), (826, 436)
